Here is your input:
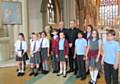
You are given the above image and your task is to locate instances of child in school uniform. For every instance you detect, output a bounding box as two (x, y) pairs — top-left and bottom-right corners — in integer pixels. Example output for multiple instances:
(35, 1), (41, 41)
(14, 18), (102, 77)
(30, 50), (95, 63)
(15, 33), (27, 76)
(57, 32), (69, 77)
(86, 29), (102, 84)
(29, 33), (40, 76)
(102, 30), (120, 84)
(39, 31), (50, 74)
(74, 31), (87, 80)
(51, 29), (59, 73)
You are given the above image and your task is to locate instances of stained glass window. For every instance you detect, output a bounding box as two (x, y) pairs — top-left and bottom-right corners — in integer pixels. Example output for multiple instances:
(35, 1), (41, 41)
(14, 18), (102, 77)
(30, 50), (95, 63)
(99, 0), (118, 26)
(47, 0), (55, 23)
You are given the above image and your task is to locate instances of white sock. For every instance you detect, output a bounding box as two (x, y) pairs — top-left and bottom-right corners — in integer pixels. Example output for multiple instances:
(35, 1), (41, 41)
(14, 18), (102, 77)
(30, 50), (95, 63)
(63, 68), (66, 75)
(93, 70), (98, 82)
(59, 69), (63, 74)
(90, 71), (94, 81)
(21, 69), (24, 73)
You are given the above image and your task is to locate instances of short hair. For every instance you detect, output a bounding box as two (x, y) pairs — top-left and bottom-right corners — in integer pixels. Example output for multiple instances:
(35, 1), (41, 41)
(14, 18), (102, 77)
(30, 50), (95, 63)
(107, 29), (116, 36)
(18, 33), (25, 40)
(32, 32), (35, 35)
(78, 31), (84, 36)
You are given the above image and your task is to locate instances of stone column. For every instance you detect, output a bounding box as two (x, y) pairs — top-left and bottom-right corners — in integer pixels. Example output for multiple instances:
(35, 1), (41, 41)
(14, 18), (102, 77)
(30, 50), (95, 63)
(79, 0), (85, 30)
(63, 0), (76, 28)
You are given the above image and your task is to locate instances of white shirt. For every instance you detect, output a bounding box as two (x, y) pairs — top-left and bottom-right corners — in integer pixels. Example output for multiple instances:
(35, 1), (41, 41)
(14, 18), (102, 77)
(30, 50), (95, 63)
(39, 38), (49, 48)
(15, 40), (27, 53)
(30, 40), (40, 52)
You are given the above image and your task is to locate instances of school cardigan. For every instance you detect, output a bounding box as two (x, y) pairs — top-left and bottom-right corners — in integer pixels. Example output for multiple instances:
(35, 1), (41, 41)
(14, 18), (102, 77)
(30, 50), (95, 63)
(51, 36), (59, 55)
(57, 39), (69, 57)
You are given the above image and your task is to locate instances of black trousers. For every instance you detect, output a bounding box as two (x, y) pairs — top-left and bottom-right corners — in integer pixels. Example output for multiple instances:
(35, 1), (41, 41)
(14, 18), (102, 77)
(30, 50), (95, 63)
(77, 55), (86, 77)
(104, 62), (119, 84)
(68, 47), (75, 70)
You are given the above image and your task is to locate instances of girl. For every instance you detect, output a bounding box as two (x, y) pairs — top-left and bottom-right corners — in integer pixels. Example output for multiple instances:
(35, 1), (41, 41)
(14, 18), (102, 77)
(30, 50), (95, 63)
(39, 31), (50, 74)
(15, 33), (27, 76)
(84, 25), (93, 40)
(57, 32), (69, 77)
(29, 33), (40, 76)
(86, 29), (102, 84)
(51, 29), (59, 73)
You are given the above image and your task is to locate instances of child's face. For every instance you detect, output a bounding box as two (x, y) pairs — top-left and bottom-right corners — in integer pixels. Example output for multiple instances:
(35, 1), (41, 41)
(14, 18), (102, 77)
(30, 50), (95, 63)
(38, 34), (41, 38)
(92, 31), (97, 38)
(52, 31), (57, 35)
(33, 35), (37, 41)
(41, 33), (45, 38)
(18, 35), (23, 41)
(78, 33), (83, 38)
(60, 33), (64, 39)
(107, 34), (114, 41)
(87, 26), (92, 32)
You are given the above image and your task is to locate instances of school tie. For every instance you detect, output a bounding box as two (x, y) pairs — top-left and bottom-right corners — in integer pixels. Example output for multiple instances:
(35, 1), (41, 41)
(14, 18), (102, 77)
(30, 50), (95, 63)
(40, 39), (43, 48)
(33, 41), (36, 51)
(20, 41), (22, 50)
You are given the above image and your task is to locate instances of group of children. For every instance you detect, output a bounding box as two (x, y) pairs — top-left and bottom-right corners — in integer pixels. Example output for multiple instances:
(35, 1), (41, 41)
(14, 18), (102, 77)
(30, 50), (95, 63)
(15, 25), (120, 84)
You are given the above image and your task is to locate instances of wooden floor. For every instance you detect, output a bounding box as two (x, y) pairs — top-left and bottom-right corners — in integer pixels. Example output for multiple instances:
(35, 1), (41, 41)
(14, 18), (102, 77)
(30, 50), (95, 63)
(0, 67), (106, 84)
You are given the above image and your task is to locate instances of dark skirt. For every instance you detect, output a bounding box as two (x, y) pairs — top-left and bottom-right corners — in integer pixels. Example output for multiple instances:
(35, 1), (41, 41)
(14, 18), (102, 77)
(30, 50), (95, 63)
(58, 50), (65, 61)
(40, 48), (48, 61)
(30, 52), (40, 64)
(16, 51), (28, 61)
(87, 49), (101, 69)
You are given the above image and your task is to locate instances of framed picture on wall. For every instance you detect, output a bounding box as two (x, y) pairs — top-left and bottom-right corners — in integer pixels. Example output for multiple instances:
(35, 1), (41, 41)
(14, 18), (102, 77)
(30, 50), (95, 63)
(1, 1), (22, 25)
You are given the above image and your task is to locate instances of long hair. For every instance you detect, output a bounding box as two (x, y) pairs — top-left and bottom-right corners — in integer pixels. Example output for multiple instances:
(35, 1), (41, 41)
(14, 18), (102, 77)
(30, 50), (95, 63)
(91, 29), (99, 40)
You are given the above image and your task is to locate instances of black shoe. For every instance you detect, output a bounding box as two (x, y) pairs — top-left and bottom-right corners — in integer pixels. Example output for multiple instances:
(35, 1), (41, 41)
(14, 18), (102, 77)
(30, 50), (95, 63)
(67, 69), (74, 73)
(76, 75), (80, 78)
(80, 76), (86, 80)
(63, 74), (67, 78)
(21, 72), (25, 76)
(97, 73), (100, 79)
(17, 72), (21, 77)
(88, 80), (93, 84)
(52, 71), (56, 73)
(34, 72), (38, 76)
(29, 72), (34, 76)
(74, 71), (77, 75)
(86, 71), (89, 75)
(45, 71), (49, 74)
(57, 73), (62, 76)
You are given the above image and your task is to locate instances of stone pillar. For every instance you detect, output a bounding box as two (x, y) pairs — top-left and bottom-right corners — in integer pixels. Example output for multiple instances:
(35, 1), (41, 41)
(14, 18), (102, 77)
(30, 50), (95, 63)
(63, 0), (76, 28)
(79, 0), (85, 30)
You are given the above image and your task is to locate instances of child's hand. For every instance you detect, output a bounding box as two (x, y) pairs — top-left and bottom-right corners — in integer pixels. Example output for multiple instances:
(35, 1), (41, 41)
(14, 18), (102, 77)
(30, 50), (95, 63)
(69, 43), (72, 48)
(48, 54), (50, 57)
(65, 55), (68, 59)
(83, 56), (87, 60)
(113, 63), (119, 70)
(73, 55), (76, 59)
(56, 55), (58, 58)
(96, 57), (99, 63)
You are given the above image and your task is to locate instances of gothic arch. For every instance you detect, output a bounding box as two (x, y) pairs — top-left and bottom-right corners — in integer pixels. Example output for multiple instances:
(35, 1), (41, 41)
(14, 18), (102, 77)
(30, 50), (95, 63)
(40, 0), (61, 27)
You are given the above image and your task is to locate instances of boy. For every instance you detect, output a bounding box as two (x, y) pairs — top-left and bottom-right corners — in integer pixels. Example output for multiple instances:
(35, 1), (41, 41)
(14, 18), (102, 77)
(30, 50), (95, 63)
(51, 29), (59, 73)
(74, 31), (87, 80)
(102, 29), (120, 84)
(29, 33), (40, 76)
